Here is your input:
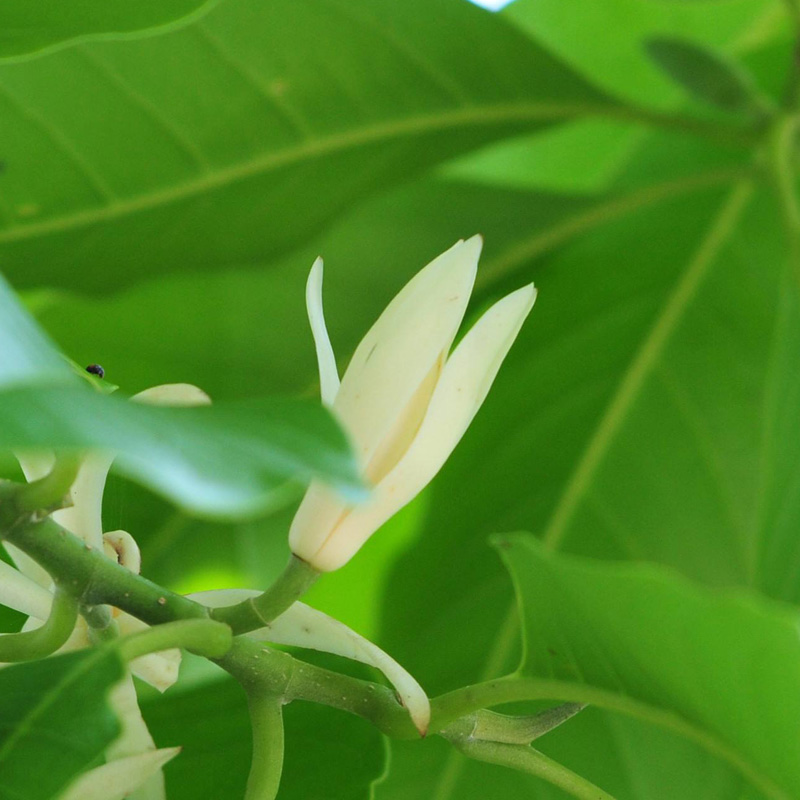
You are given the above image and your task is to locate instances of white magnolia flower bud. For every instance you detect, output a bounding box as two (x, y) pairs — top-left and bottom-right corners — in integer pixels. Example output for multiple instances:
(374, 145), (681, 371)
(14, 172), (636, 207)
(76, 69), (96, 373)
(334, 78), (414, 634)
(289, 236), (536, 571)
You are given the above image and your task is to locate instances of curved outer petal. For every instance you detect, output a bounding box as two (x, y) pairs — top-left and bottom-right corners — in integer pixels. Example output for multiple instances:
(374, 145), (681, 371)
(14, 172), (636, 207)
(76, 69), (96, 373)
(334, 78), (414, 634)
(192, 590), (430, 735)
(131, 383), (211, 407)
(306, 257), (340, 407)
(0, 560), (54, 618)
(57, 749), (180, 800)
(312, 284), (536, 571)
(106, 674), (166, 800)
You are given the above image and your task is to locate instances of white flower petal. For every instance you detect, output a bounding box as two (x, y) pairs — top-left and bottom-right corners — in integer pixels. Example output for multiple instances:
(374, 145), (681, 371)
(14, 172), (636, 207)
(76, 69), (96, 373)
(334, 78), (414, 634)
(17, 447), (113, 555)
(53, 451), (115, 552)
(0, 560), (53, 619)
(103, 530), (142, 574)
(287, 482), (349, 565)
(132, 383), (211, 407)
(306, 257), (340, 407)
(106, 674), (166, 800)
(193, 590), (430, 735)
(334, 236), (480, 471)
(57, 749), (180, 800)
(312, 284), (536, 571)
(117, 612), (181, 692)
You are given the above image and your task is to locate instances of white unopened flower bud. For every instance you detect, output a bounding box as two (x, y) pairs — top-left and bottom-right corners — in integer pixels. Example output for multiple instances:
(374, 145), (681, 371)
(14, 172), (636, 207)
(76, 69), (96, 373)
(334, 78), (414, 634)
(290, 236), (536, 571)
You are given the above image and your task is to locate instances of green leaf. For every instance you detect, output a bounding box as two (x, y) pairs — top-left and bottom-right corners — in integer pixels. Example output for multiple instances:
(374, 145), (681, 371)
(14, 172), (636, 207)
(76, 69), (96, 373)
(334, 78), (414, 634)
(0, 273), (73, 390)
(494, 534), (800, 799)
(0, 648), (125, 800)
(0, 0), (615, 294)
(645, 37), (767, 115)
(141, 673), (387, 799)
(373, 138), (791, 795)
(0, 385), (361, 517)
(0, 0), (219, 62)
(504, 0), (774, 107)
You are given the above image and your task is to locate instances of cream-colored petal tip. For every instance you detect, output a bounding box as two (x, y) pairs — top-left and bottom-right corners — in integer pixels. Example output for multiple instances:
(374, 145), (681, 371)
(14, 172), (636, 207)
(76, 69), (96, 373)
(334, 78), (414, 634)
(58, 748), (181, 800)
(504, 283), (537, 315)
(132, 383), (212, 407)
(453, 234), (483, 265)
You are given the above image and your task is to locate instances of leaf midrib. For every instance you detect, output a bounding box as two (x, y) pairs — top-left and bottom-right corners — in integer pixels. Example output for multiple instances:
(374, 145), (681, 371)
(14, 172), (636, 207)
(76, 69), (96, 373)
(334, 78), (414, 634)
(0, 101), (622, 245)
(429, 180), (757, 800)
(0, 648), (119, 766)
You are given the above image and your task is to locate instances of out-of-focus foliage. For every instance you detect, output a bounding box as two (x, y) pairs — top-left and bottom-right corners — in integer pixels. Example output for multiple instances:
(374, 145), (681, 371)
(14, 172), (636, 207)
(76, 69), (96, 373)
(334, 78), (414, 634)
(2, 0), (800, 797)
(0, 649), (124, 799)
(0, 0), (218, 61)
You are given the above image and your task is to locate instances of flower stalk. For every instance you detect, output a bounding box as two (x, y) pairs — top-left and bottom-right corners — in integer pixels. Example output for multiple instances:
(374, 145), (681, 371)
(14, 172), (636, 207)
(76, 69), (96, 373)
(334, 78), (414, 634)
(210, 555), (319, 634)
(0, 586), (77, 661)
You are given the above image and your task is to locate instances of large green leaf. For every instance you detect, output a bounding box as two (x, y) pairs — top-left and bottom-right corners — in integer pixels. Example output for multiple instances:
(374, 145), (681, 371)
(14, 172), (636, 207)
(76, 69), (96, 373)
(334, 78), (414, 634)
(372, 146), (795, 795)
(141, 671), (387, 799)
(504, 0), (775, 106)
(0, 0), (218, 62)
(0, 648), (124, 800)
(0, 273), (73, 390)
(494, 534), (800, 799)
(645, 37), (767, 115)
(0, 0), (614, 294)
(0, 385), (361, 517)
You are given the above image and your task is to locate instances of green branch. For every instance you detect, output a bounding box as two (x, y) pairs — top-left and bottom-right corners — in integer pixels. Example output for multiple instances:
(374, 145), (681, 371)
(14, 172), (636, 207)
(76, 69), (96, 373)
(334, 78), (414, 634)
(444, 735), (616, 800)
(118, 619), (233, 661)
(1, 497), (789, 798)
(243, 692), (285, 800)
(0, 586), (77, 661)
(210, 555), (319, 633)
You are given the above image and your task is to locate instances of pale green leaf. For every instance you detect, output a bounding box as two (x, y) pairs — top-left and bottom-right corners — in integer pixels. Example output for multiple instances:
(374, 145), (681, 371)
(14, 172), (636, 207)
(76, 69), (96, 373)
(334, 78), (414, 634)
(0, 385), (361, 517)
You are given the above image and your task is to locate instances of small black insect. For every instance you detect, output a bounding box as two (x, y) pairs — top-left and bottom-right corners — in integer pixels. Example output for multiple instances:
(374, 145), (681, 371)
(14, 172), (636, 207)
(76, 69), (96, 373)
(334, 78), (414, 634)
(85, 364), (105, 379)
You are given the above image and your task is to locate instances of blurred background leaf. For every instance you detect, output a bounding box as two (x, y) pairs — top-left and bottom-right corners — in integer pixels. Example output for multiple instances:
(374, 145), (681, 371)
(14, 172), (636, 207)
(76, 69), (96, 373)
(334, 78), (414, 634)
(0, 0), (616, 294)
(141, 658), (387, 800)
(645, 36), (770, 115)
(0, 649), (124, 800)
(0, 0), (219, 62)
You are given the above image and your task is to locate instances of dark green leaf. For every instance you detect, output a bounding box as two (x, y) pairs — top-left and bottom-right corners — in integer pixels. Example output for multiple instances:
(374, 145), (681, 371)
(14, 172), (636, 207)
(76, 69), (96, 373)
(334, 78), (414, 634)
(0, 0), (218, 61)
(495, 534), (800, 799)
(0, 385), (361, 517)
(0, 648), (124, 800)
(645, 37), (767, 114)
(0, 0), (614, 293)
